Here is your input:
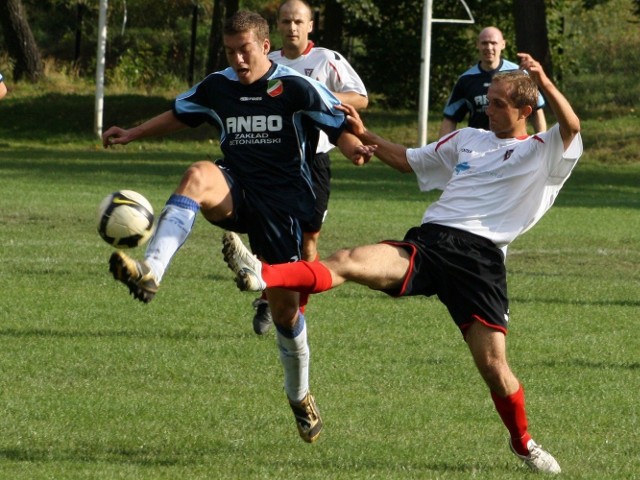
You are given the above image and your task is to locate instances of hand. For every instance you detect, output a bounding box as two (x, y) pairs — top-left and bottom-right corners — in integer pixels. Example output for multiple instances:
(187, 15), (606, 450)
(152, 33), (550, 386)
(350, 143), (377, 166)
(102, 126), (133, 148)
(516, 53), (548, 86)
(336, 103), (366, 137)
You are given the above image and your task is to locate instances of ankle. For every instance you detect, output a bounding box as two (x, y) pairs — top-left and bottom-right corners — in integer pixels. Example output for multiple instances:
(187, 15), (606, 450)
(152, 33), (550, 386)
(511, 434), (533, 456)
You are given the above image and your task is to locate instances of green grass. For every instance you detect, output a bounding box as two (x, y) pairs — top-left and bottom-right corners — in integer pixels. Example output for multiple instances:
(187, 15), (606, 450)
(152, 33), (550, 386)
(1, 142), (639, 479)
(1, 88), (639, 478)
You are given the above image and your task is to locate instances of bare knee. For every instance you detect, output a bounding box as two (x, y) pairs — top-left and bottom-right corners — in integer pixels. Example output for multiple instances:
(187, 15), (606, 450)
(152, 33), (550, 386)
(466, 322), (520, 395)
(176, 161), (232, 217)
(476, 356), (513, 391)
(178, 161), (213, 197)
(268, 289), (301, 329)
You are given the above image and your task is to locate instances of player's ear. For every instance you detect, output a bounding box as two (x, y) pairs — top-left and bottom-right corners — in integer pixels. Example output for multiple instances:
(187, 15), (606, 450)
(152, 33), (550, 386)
(521, 104), (533, 120)
(262, 38), (271, 54)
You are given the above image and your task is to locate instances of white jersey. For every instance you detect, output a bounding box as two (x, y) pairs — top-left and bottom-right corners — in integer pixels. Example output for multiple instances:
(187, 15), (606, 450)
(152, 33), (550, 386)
(269, 42), (367, 153)
(406, 124), (583, 251)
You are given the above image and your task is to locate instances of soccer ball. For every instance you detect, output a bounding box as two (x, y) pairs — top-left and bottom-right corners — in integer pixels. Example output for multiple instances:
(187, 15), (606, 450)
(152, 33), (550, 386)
(96, 190), (154, 249)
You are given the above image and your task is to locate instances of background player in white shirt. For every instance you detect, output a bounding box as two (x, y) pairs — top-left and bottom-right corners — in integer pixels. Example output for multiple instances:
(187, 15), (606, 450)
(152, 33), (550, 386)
(223, 53), (582, 474)
(244, 0), (369, 335)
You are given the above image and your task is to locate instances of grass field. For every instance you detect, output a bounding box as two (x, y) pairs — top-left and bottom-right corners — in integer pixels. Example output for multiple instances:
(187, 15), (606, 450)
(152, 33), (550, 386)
(0, 89), (639, 479)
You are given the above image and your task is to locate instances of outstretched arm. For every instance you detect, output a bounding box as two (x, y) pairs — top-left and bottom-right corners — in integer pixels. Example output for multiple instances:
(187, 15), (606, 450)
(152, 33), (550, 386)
(518, 53), (579, 149)
(103, 110), (187, 148)
(338, 104), (412, 173)
(336, 130), (377, 166)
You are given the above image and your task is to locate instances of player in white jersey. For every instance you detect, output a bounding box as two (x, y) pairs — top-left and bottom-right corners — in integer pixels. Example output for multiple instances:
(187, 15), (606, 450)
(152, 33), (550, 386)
(223, 53), (581, 474)
(243, 0), (369, 335)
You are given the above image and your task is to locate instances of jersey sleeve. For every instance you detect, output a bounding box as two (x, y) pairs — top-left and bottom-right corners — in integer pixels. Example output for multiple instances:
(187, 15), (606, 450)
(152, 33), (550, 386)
(299, 76), (347, 145)
(442, 79), (470, 122)
(324, 52), (368, 96)
(172, 73), (223, 129)
(406, 131), (461, 191)
(539, 124), (583, 184)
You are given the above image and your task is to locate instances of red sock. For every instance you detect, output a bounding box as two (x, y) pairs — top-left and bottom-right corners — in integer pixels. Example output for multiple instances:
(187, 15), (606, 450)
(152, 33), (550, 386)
(491, 385), (532, 455)
(298, 253), (320, 312)
(262, 260), (333, 294)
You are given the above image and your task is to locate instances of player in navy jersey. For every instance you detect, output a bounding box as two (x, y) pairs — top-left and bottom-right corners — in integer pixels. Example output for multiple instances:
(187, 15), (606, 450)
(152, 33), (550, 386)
(102, 11), (375, 444)
(439, 26), (546, 138)
(223, 54), (582, 473)
(239, 0), (370, 335)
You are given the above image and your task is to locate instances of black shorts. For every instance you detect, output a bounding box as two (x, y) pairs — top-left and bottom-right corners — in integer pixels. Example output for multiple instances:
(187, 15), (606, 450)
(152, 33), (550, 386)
(301, 152), (331, 234)
(210, 166), (302, 264)
(381, 223), (509, 335)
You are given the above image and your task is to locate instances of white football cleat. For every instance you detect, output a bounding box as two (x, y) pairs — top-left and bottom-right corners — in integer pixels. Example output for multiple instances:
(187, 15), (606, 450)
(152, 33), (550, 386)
(510, 439), (561, 474)
(221, 232), (267, 292)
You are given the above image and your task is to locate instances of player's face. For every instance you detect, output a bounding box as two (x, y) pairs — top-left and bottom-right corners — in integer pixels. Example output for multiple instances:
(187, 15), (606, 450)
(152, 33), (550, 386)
(277, 1), (313, 55)
(486, 81), (526, 138)
(477, 29), (505, 69)
(224, 30), (271, 85)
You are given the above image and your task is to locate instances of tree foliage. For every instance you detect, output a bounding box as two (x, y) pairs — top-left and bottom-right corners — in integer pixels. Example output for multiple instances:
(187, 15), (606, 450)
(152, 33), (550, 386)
(0, 0), (638, 108)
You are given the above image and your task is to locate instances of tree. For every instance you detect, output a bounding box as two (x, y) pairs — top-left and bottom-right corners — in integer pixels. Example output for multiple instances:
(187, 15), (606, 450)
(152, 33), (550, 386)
(0, 0), (44, 81)
(321, 0), (344, 51)
(206, 0), (239, 73)
(513, 0), (553, 79)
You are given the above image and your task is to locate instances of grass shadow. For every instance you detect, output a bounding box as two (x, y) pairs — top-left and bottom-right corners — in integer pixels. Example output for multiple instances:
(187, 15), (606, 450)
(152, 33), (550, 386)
(0, 93), (215, 142)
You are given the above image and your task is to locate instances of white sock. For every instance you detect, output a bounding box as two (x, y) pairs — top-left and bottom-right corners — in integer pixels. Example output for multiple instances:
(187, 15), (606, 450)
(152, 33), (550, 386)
(144, 195), (198, 283)
(276, 314), (309, 403)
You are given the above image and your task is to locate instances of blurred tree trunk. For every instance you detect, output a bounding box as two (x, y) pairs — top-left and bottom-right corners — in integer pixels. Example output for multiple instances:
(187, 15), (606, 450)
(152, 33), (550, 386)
(513, 0), (553, 80)
(206, 0), (240, 74)
(0, 0), (44, 81)
(322, 0), (344, 50)
(74, 2), (86, 67)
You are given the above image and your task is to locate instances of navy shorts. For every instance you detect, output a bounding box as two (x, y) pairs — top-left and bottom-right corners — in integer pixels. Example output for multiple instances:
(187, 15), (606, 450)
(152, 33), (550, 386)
(301, 152), (331, 233)
(210, 166), (302, 264)
(381, 223), (510, 335)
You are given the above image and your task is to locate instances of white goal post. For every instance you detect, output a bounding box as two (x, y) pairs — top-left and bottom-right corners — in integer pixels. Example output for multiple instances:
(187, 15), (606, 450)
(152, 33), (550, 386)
(418, 0), (474, 145)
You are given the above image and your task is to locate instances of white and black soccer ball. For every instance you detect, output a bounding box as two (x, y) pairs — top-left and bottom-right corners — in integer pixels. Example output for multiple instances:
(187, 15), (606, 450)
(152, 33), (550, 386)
(96, 190), (154, 249)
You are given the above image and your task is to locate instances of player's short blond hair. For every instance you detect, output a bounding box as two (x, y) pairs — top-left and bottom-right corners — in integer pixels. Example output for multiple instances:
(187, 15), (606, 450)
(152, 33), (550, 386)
(492, 70), (538, 110)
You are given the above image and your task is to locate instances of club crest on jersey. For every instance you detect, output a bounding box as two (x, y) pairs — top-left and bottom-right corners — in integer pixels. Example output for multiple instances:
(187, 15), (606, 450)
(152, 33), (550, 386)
(503, 149), (514, 161)
(304, 68), (314, 77)
(267, 79), (283, 97)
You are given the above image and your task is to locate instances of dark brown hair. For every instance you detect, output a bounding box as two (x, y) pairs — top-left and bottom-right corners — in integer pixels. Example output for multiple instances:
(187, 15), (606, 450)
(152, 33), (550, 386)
(224, 11), (270, 41)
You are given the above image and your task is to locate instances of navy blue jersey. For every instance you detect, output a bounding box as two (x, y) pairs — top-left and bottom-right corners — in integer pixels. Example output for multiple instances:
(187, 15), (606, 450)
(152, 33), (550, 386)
(443, 59), (545, 130)
(172, 62), (347, 221)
